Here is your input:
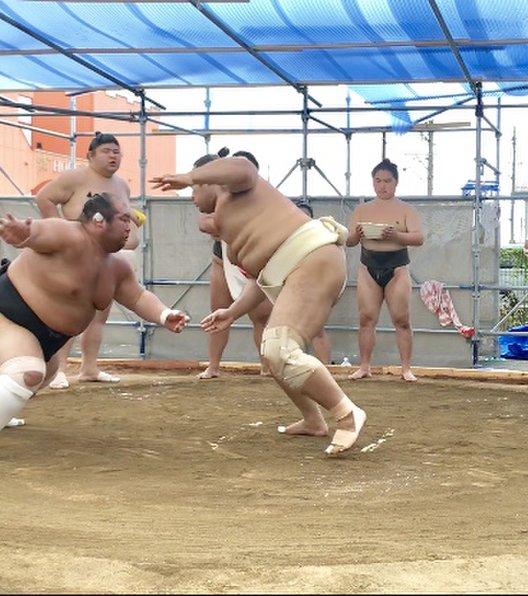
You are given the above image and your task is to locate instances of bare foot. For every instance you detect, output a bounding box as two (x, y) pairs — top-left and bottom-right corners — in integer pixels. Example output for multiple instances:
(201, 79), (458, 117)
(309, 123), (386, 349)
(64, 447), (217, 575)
(402, 370), (417, 382)
(78, 371), (120, 383)
(325, 404), (367, 456)
(348, 368), (372, 380)
(197, 367), (220, 379)
(277, 419), (328, 436)
(260, 367), (272, 377)
(48, 371), (70, 389)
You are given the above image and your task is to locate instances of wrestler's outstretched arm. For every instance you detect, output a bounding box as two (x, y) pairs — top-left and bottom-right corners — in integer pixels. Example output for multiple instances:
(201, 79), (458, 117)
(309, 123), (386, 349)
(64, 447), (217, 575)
(149, 172), (193, 192)
(0, 212), (32, 246)
(150, 157), (257, 195)
(113, 256), (190, 333)
(201, 279), (267, 334)
(0, 213), (77, 251)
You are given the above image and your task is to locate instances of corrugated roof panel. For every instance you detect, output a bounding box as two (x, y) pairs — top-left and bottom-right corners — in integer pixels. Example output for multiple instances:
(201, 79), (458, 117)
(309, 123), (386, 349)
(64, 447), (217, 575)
(268, 46), (463, 84)
(213, 0), (370, 45)
(0, 54), (117, 89)
(446, 0), (528, 40)
(128, 52), (283, 87)
(0, 0), (527, 93)
(0, 1), (241, 49)
(459, 46), (528, 81)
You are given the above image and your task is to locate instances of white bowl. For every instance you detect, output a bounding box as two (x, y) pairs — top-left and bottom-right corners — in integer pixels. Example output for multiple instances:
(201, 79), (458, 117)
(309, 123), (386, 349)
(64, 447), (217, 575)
(360, 222), (386, 240)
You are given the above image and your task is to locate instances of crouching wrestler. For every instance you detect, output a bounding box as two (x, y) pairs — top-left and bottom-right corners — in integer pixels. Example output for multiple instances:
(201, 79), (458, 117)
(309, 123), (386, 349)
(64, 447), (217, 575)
(0, 192), (189, 430)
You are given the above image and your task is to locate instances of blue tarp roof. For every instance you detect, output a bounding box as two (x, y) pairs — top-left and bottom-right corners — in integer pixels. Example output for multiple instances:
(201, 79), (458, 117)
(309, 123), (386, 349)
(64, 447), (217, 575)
(1, 0), (528, 95)
(1, 0), (528, 133)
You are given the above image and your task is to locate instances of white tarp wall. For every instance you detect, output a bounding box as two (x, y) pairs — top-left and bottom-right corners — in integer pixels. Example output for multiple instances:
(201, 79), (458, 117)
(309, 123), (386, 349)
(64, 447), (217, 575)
(0, 195), (500, 368)
(51, 195), (496, 368)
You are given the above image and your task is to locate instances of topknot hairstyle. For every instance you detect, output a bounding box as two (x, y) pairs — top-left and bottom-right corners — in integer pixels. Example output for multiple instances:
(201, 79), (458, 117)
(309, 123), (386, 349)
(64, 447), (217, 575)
(193, 146), (229, 168)
(371, 158), (399, 182)
(232, 150), (259, 171)
(193, 153), (217, 168)
(88, 131), (120, 152)
(192, 146), (259, 171)
(80, 192), (118, 223)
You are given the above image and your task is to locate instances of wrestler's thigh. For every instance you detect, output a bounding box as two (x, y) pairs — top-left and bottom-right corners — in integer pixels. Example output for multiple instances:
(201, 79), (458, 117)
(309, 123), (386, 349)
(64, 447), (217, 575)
(385, 267), (412, 320)
(209, 257), (233, 310)
(0, 314), (44, 362)
(248, 296), (272, 327)
(44, 353), (60, 384)
(267, 245), (345, 341)
(357, 265), (384, 316)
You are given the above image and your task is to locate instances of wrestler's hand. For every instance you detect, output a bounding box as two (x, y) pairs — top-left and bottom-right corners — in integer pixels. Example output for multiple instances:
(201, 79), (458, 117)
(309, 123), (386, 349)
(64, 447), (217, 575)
(150, 173), (193, 192)
(356, 223), (366, 240)
(382, 225), (397, 241)
(0, 212), (32, 247)
(200, 309), (234, 333)
(160, 309), (190, 333)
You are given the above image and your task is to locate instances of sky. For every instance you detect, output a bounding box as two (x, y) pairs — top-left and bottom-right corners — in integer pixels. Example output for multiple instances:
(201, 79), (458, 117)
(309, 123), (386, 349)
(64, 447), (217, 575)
(143, 84), (528, 246)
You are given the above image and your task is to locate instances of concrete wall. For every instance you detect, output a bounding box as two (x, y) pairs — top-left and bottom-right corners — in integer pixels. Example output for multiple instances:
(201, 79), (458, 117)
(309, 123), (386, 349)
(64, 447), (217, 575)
(0, 195), (500, 368)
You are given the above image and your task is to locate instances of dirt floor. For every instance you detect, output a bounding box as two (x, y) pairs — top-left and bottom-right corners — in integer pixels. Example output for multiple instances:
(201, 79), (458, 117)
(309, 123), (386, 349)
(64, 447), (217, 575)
(1, 363), (527, 594)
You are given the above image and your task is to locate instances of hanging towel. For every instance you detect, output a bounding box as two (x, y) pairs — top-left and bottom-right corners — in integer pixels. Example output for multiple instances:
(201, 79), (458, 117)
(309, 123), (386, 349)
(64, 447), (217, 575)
(419, 280), (474, 338)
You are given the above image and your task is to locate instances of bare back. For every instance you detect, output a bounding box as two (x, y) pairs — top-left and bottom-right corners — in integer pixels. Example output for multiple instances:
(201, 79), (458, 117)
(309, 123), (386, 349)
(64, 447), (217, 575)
(214, 178), (310, 276)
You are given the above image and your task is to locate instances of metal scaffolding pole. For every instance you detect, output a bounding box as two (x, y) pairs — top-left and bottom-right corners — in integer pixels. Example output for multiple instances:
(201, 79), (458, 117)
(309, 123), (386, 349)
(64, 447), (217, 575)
(471, 83), (484, 365)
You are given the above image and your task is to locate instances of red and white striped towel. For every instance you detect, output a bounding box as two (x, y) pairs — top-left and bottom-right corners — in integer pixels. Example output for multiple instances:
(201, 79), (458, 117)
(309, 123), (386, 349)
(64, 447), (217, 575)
(419, 280), (474, 338)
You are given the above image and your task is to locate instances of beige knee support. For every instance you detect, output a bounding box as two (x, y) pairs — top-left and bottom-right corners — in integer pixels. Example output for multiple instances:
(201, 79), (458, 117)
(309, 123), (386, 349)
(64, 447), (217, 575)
(261, 326), (323, 390)
(0, 356), (47, 393)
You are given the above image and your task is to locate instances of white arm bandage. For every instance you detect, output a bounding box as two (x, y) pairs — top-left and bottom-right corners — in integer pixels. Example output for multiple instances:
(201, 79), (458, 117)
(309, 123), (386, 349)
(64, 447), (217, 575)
(160, 308), (174, 326)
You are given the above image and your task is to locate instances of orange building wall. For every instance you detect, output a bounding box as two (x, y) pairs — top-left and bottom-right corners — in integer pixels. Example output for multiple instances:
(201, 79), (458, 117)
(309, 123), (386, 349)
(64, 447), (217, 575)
(0, 90), (176, 198)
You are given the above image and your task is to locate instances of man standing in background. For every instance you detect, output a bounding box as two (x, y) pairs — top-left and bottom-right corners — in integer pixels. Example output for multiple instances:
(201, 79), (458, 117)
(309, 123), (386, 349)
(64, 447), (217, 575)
(35, 132), (144, 389)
